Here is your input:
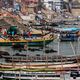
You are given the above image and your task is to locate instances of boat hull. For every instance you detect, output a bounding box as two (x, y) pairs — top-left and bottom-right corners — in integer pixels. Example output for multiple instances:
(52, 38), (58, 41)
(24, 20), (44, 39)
(60, 37), (78, 41)
(59, 33), (78, 41)
(0, 39), (53, 47)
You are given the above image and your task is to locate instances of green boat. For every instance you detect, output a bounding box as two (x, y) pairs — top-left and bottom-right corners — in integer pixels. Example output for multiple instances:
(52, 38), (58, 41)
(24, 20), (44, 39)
(0, 26), (55, 47)
(0, 36), (54, 47)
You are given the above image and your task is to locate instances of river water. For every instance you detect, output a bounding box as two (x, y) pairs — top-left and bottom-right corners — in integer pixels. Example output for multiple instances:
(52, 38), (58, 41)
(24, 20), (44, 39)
(0, 38), (80, 57)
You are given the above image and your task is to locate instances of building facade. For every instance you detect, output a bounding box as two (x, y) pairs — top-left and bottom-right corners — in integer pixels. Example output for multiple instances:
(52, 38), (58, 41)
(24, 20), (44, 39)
(63, 0), (80, 16)
(43, 0), (64, 11)
(20, 0), (39, 15)
(2, 0), (14, 8)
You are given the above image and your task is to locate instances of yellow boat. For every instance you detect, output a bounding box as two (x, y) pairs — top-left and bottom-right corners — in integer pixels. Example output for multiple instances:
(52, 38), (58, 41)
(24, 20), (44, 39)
(0, 33), (55, 47)
(0, 26), (56, 47)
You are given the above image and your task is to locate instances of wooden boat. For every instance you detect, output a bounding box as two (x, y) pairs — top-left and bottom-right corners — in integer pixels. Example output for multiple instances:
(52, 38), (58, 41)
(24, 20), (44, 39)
(58, 27), (80, 41)
(59, 32), (78, 41)
(0, 26), (55, 47)
(0, 32), (55, 47)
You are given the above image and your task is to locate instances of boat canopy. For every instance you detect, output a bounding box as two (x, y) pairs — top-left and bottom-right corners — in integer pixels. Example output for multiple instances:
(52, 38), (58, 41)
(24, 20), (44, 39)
(7, 26), (20, 35)
(61, 28), (80, 31)
(56, 27), (80, 32)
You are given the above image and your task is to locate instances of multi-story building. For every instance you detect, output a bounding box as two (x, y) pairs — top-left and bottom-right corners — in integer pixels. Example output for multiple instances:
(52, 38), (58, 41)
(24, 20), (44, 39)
(2, 0), (14, 8)
(43, 0), (63, 11)
(20, 0), (39, 14)
(63, 0), (80, 16)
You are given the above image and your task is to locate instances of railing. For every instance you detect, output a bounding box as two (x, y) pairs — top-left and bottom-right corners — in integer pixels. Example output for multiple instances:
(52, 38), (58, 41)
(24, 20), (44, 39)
(2, 55), (80, 63)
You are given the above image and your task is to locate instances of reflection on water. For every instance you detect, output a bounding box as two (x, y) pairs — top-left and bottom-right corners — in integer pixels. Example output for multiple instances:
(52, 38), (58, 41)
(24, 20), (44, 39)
(0, 40), (80, 64)
(0, 40), (80, 56)
(51, 40), (80, 56)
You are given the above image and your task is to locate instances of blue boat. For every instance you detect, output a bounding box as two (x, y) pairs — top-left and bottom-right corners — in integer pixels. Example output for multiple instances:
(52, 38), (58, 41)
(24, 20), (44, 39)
(59, 27), (80, 41)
